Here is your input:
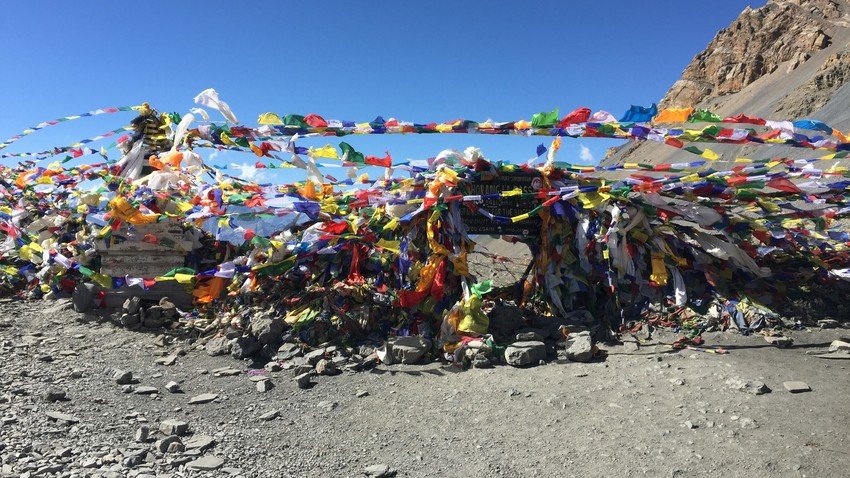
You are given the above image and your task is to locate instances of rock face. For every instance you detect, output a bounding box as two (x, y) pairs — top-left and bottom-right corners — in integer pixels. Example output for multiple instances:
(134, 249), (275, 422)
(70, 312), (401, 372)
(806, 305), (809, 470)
(663, 0), (840, 108)
(606, 0), (850, 167)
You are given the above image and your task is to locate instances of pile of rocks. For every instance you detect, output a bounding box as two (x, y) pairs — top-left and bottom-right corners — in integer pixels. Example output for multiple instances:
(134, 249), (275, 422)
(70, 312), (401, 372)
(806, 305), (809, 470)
(116, 297), (179, 330)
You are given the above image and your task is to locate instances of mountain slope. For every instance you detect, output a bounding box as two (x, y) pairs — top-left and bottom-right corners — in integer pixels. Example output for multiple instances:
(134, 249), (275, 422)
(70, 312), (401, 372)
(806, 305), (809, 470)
(604, 0), (850, 166)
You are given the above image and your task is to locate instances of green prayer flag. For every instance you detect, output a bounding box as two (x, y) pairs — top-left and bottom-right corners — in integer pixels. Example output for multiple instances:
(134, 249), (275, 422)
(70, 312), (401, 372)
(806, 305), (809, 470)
(531, 108), (559, 128)
(339, 142), (365, 164)
(688, 109), (722, 123)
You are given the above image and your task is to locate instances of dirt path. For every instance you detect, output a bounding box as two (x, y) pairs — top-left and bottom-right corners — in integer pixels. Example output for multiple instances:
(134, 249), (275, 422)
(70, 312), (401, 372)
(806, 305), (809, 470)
(1, 300), (848, 477)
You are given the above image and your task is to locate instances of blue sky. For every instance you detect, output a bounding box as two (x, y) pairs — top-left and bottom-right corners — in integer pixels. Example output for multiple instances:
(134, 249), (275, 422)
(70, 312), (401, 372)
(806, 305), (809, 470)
(0, 1), (763, 183)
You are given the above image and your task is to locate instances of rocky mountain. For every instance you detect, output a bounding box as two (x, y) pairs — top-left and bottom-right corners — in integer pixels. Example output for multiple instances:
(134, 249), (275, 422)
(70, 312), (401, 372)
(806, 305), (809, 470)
(604, 0), (850, 166)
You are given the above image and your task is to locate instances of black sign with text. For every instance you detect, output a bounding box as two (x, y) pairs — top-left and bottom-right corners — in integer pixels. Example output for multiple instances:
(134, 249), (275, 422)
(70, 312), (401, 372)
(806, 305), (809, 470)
(459, 171), (542, 237)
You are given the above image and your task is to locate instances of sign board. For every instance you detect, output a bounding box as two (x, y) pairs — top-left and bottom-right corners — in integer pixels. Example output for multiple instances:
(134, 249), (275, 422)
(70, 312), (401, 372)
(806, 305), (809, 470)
(459, 170), (542, 237)
(97, 219), (194, 277)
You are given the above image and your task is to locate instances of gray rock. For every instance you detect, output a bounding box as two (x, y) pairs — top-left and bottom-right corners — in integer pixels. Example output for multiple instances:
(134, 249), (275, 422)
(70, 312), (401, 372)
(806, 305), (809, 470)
(186, 455), (224, 471)
(133, 386), (158, 395)
(516, 330), (545, 341)
(565, 333), (594, 362)
(504, 341), (546, 367)
(764, 335), (793, 348)
(315, 358), (338, 376)
(113, 369), (133, 385)
(156, 435), (182, 453)
(184, 435), (215, 451)
(317, 400), (338, 411)
(123, 296), (141, 314)
(134, 426), (150, 443)
(304, 348), (326, 365)
(389, 336), (430, 364)
(295, 373), (312, 389)
(256, 380), (273, 393)
(292, 364), (314, 376)
(155, 354), (178, 366)
(159, 419), (189, 436)
(488, 304), (525, 337)
(472, 354), (493, 369)
(828, 340), (850, 353)
(120, 313), (141, 327)
(355, 390), (369, 398)
(165, 381), (181, 393)
(276, 342), (302, 360)
(817, 319), (839, 328)
(72, 283), (98, 313)
(264, 361), (282, 372)
(188, 393), (218, 404)
(726, 378), (771, 395)
(365, 463), (397, 477)
(231, 336), (262, 359)
(44, 411), (78, 424)
(259, 410), (279, 421)
(249, 315), (285, 344)
(44, 389), (67, 402)
(783, 381), (811, 393)
(167, 441), (186, 453)
(205, 336), (232, 357)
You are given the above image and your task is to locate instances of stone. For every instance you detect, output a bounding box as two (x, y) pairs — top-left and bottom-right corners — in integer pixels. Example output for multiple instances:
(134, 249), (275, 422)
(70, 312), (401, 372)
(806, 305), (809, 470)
(186, 455), (224, 471)
(256, 380), (273, 393)
(44, 411), (79, 424)
(120, 313), (141, 327)
(472, 355), (493, 369)
(165, 381), (181, 393)
(276, 342), (302, 361)
(44, 389), (67, 402)
(259, 410), (279, 421)
(231, 336), (262, 359)
(123, 296), (141, 314)
(783, 381), (811, 393)
(295, 372), (312, 389)
(684, 420), (697, 429)
(249, 314), (285, 345)
(818, 319), (839, 328)
(389, 336), (430, 364)
(156, 436), (182, 453)
(167, 441), (186, 453)
(184, 435), (215, 451)
(72, 283), (98, 313)
(355, 390), (369, 398)
(828, 340), (850, 353)
(504, 341), (546, 367)
(515, 330), (545, 341)
(292, 364), (314, 376)
(565, 333), (594, 362)
(317, 400), (338, 411)
(487, 304), (525, 337)
(134, 426), (150, 443)
(155, 354), (178, 366)
(159, 419), (189, 436)
(113, 369), (134, 385)
(212, 367), (241, 377)
(188, 393), (218, 404)
(364, 464), (397, 477)
(264, 361), (282, 372)
(726, 378), (771, 395)
(315, 358), (338, 376)
(764, 335), (793, 348)
(304, 348), (326, 365)
(205, 336), (232, 356)
(133, 386), (158, 395)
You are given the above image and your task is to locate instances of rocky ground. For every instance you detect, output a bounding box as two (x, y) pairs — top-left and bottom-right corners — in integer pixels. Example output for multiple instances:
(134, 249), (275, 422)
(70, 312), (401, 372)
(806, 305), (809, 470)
(1, 299), (849, 478)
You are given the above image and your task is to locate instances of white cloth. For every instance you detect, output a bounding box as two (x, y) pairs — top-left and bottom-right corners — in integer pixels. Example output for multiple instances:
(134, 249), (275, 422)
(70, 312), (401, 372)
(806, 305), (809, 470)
(193, 88), (238, 124)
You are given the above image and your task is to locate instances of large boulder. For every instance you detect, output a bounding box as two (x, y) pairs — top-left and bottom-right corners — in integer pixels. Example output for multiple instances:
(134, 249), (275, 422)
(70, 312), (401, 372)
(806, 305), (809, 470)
(250, 314), (285, 344)
(389, 336), (430, 364)
(205, 336), (232, 357)
(504, 341), (546, 367)
(231, 336), (262, 359)
(564, 332), (593, 362)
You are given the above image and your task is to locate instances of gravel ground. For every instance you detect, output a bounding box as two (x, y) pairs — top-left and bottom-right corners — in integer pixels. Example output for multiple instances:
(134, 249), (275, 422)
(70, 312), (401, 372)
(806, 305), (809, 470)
(1, 300), (848, 478)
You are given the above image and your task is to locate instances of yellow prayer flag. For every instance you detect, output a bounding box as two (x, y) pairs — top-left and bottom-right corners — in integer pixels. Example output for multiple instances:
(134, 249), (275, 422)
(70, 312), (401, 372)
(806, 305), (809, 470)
(257, 112), (284, 125)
